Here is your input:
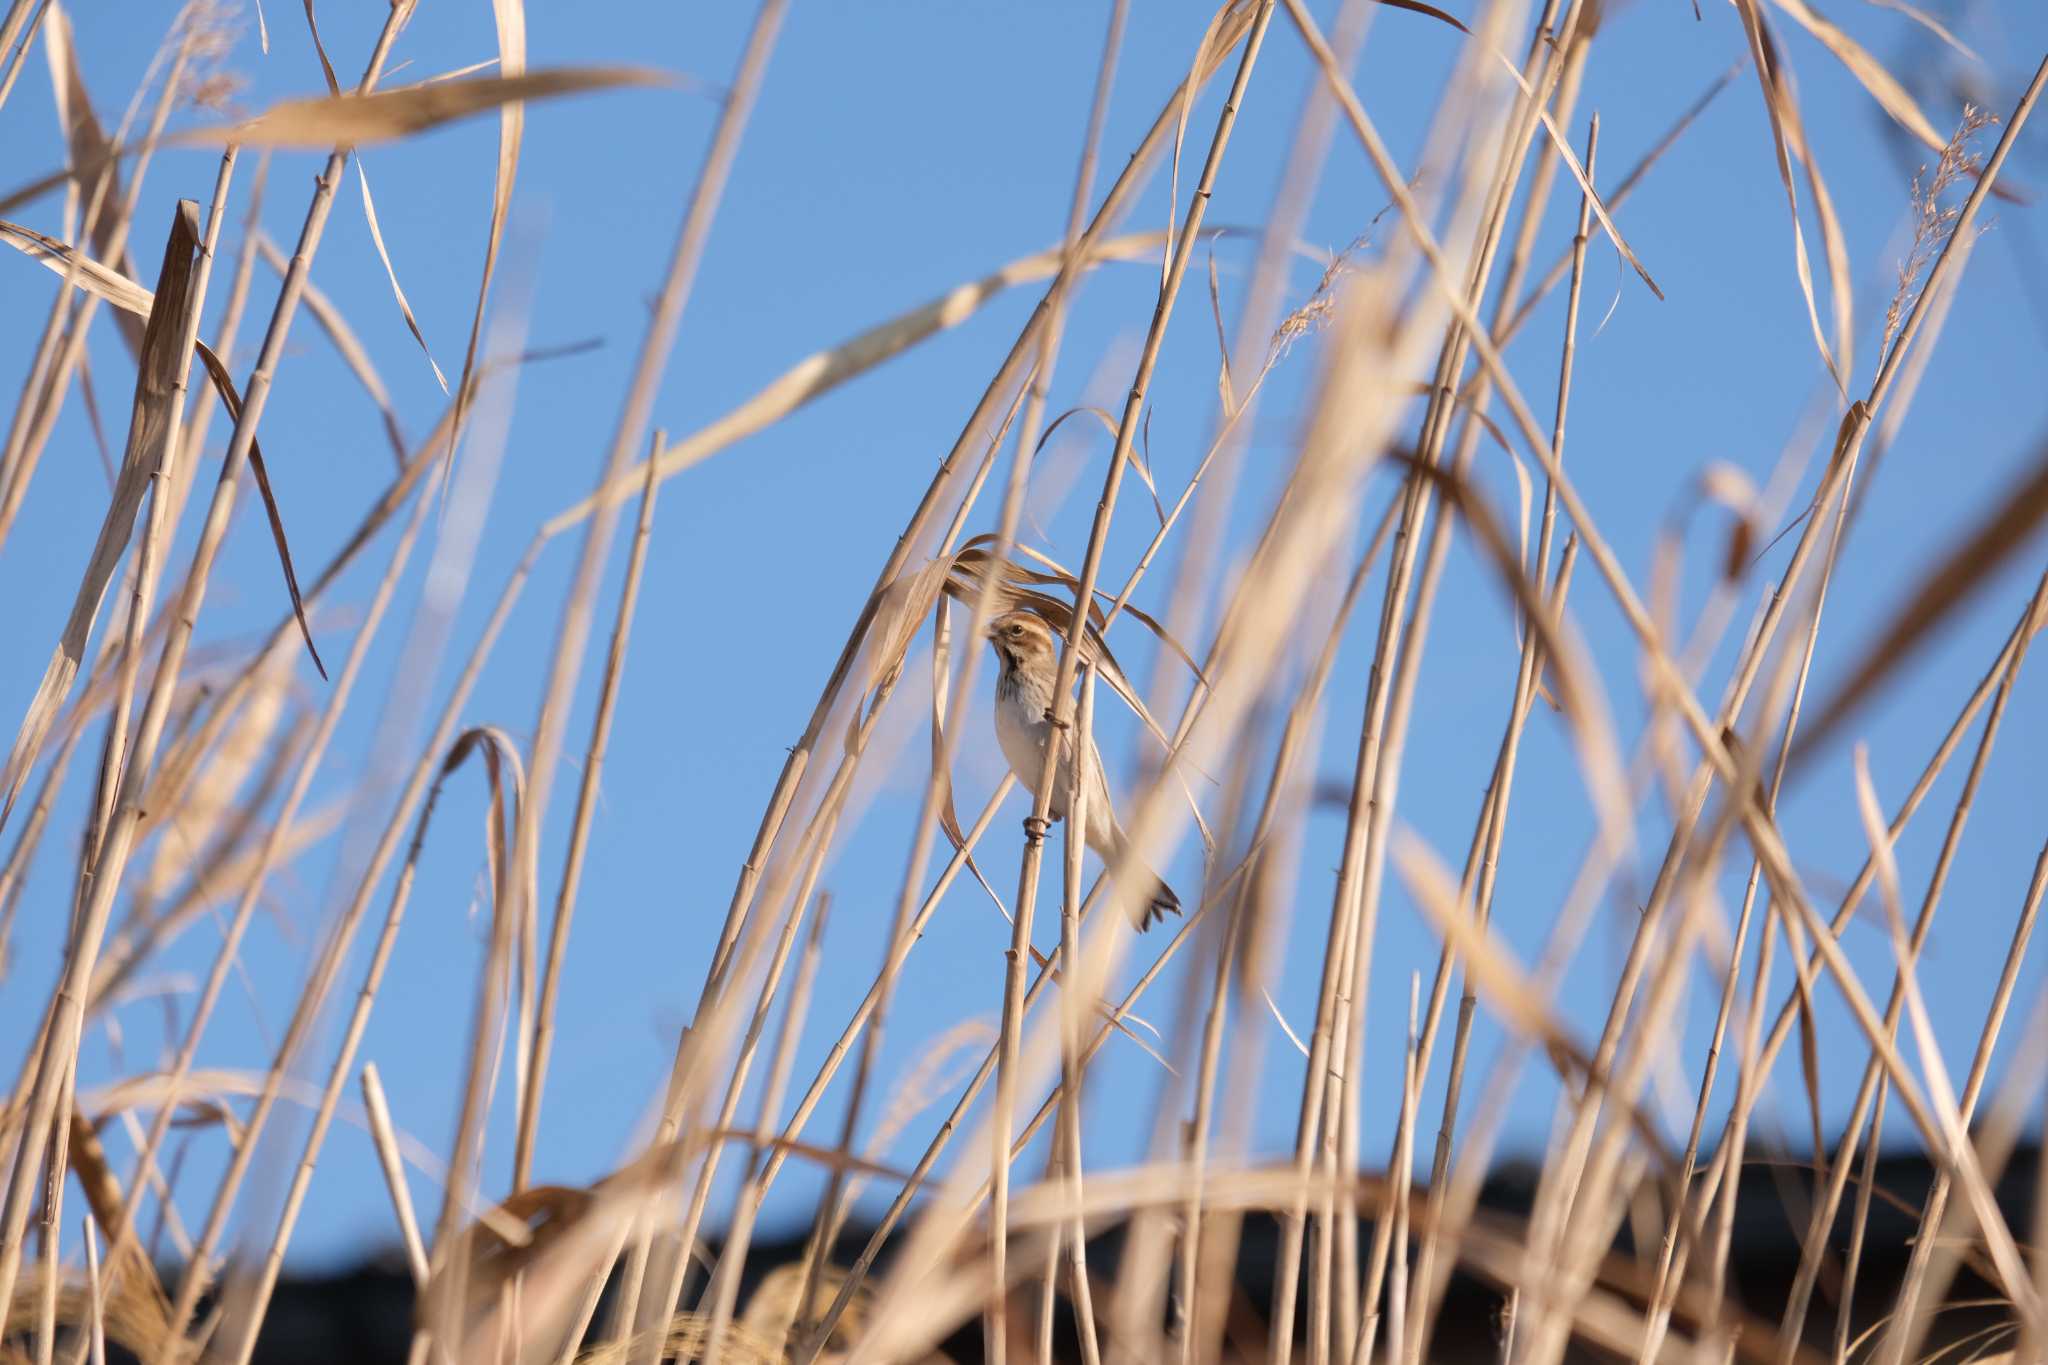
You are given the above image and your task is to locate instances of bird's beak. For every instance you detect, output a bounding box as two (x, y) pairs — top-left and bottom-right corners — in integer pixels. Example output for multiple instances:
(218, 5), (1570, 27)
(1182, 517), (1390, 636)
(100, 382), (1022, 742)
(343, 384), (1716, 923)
(984, 620), (1001, 641)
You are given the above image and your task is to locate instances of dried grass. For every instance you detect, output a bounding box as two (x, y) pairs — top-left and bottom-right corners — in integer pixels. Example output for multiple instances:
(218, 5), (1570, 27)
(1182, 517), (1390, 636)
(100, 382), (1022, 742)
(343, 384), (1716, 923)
(0, 5), (2043, 1365)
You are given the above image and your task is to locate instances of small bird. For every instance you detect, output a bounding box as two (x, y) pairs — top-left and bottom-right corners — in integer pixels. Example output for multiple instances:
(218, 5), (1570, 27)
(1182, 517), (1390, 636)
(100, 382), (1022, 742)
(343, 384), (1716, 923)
(986, 609), (1182, 930)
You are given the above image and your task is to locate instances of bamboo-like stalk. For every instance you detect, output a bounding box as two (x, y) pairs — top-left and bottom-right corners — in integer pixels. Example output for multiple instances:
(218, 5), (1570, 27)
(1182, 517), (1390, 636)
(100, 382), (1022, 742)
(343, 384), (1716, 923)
(1385, 58), (1596, 1365)
(671, 4), (1261, 1045)
(1413, 548), (1965, 1361)
(1769, 565), (2048, 1357)
(1523, 640), (1818, 1365)
(1185, 503), (1400, 1365)
(1680, 577), (2048, 1324)
(89, 229), (435, 1326)
(0, 0), (50, 118)
(593, 43), (1265, 1355)
(1312, 41), (2042, 1365)
(1166, 761), (1261, 1365)
(1272, 0), (1571, 1353)
(801, 874), (1192, 1360)
(1564, 552), (2031, 1358)
(34, 1059), (74, 1365)
(645, 387), (1026, 1357)
(1876, 802), (2048, 1356)
(79, 1212), (105, 1365)
(785, 11), (1132, 1357)
(2, 0), (420, 1330)
(975, 15), (1138, 1333)
(572, 79), (1266, 1355)
(1833, 1081), (1890, 1364)
(696, 892), (832, 1362)
(0, 129), (244, 1321)
(1381, 974), (1420, 1365)
(1335, 34), (1595, 1337)
(205, 488), (452, 1365)
(0, 5), (2034, 1362)
(160, 524), (539, 1358)
(1404, 107), (1596, 1365)
(1034, 1212), (1063, 1365)
(1636, 57), (2048, 1334)
(1054, 667), (1104, 1365)
(988, 12), (1278, 1365)
(822, 649), (1396, 1357)
(516, 433), (665, 1190)
(658, 775), (847, 1350)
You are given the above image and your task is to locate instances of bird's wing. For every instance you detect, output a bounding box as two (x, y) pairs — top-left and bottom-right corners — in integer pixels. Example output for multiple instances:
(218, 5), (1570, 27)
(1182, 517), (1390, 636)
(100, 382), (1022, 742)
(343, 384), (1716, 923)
(1078, 730), (1125, 860)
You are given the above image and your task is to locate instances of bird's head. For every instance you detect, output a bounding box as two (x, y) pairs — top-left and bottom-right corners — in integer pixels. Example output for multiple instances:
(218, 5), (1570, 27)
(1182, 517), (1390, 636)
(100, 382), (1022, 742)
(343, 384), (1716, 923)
(987, 610), (1058, 673)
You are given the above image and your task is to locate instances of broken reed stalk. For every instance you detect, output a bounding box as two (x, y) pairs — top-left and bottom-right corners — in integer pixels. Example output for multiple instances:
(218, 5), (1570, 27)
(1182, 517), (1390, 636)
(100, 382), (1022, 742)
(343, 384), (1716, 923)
(360, 1064), (430, 1291)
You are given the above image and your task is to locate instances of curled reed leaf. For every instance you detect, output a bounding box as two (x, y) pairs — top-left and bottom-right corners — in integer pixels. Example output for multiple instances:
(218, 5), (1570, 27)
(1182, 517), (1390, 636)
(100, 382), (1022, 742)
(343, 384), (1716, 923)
(0, 214), (327, 681)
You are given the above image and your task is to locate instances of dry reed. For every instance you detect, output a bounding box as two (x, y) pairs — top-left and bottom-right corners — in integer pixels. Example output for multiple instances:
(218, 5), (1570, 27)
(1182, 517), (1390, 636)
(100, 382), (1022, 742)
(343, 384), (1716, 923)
(0, 4), (2043, 1365)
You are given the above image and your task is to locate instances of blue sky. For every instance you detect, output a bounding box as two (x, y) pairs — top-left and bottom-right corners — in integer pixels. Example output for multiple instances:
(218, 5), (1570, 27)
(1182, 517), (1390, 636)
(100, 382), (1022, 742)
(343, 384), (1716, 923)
(2, 0), (2046, 1271)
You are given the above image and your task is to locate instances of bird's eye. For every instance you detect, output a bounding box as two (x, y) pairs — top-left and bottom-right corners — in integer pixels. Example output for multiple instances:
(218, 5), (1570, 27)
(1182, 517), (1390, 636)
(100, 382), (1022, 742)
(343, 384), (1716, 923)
(1008, 624), (1024, 637)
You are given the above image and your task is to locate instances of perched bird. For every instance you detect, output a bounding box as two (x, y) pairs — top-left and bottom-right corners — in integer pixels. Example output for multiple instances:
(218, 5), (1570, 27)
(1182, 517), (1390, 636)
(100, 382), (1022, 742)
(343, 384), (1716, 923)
(986, 609), (1182, 930)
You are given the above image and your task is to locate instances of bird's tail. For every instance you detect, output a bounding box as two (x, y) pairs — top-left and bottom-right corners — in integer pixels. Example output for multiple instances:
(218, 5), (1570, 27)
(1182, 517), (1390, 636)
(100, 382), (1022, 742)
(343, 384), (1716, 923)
(1135, 875), (1181, 932)
(1099, 821), (1183, 932)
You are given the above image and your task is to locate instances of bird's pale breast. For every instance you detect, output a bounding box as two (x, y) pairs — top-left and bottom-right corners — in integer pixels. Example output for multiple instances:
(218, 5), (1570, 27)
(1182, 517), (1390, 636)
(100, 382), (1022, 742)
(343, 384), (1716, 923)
(994, 668), (1067, 813)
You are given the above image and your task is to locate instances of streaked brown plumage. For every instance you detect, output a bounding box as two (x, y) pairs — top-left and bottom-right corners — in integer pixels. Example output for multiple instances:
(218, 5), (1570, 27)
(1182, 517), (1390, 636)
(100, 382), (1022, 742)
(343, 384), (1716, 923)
(985, 610), (1181, 930)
